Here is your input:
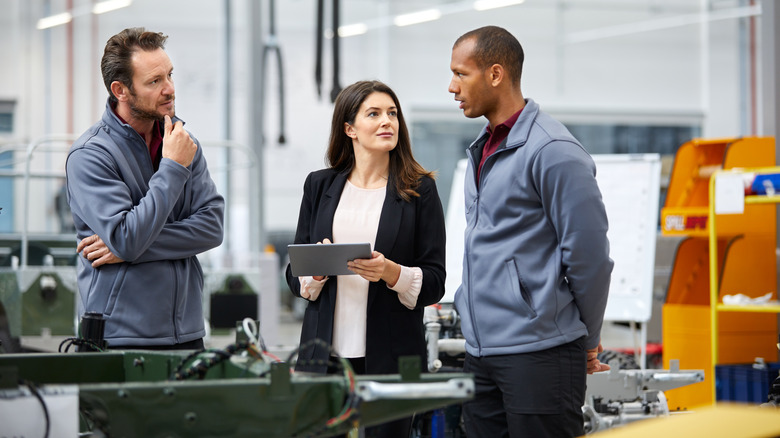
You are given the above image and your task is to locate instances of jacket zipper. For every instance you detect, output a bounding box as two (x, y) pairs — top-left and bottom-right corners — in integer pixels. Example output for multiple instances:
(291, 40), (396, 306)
(172, 263), (179, 343)
(466, 141), (517, 355)
(465, 148), (482, 355)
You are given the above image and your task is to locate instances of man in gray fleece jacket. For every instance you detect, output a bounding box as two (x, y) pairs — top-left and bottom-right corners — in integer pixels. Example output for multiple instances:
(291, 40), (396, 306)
(66, 28), (224, 350)
(449, 26), (613, 437)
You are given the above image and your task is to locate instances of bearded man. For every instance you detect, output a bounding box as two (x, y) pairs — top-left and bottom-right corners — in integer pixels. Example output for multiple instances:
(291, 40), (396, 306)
(66, 28), (224, 350)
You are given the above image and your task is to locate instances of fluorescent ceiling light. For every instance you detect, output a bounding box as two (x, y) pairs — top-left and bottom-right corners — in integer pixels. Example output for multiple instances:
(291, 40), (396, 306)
(338, 23), (368, 37)
(473, 0), (525, 11)
(36, 12), (73, 30)
(394, 9), (442, 27)
(92, 0), (132, 15)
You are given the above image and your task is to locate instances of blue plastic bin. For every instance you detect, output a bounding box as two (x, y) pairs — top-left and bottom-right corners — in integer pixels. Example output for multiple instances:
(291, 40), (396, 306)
(716, 362), (780, 403)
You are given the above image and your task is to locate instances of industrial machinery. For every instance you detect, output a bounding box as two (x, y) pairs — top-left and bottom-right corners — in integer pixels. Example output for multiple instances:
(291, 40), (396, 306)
(582, 360), (704, 433)
(0, 333), (474, 437)
(422, 305), (707, 435)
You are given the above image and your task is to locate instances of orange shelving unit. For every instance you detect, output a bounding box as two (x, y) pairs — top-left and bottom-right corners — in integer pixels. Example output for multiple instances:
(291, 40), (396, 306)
(661, 137), (779, 410)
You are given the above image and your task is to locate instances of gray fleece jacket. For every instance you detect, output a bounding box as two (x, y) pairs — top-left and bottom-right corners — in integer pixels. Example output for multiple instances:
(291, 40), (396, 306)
(66, 100), (224, 347)
(454, 98), (613, 357)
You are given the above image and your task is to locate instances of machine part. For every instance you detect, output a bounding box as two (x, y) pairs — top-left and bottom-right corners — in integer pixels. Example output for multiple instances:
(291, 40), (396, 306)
(76, 312), (107, 352)
(314, 0), (323, 98)
(259, 0), (286, 145)
(585, 359), (704, 402)
(425, 321), (442, 372)
(202, 265), (279, 346)
(329, 0), (342, 102)
(583, 390), (670, 434)
(313, 0), (342, 102)
(425, 304), (467, 373)
(0, 351), (473, 437)
(583, 361), (703, 434)
(424, 303), (707, 435)
(19, 268), (77, 336)
(39, 274), (57, 302)
(356, 378), (473, 402)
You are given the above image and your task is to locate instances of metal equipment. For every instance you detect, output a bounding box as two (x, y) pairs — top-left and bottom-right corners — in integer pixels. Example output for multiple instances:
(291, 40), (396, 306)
(0, 345), (474, 437)
(583, 359), (705, 433)
(423, 304), (707, 435)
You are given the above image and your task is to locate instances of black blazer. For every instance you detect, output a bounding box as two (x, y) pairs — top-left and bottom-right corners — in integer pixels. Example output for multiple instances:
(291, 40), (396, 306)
(285, 168), (446, 374)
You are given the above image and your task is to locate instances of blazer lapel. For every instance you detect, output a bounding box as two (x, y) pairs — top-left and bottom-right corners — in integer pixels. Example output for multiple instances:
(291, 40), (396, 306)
(368, 183), (403, 310)
(314, 171), (348, 242)
(316, 171), (348, 314)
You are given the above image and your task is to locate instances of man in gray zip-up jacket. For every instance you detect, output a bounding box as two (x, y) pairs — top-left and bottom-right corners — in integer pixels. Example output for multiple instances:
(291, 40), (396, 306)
(449, 27), (613, 437)
(66, 28), (224, 349)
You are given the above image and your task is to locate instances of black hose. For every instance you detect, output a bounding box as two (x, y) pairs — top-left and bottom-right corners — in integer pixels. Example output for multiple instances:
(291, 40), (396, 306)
(315, 0), (324, 99)
(330, 0), (342, 103)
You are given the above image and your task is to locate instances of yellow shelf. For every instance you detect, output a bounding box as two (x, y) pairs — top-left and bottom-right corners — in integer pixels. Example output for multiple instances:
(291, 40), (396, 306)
(745, 195), (780, 204)
(716, 303), (780, 313)
(708, 166), (780, 406)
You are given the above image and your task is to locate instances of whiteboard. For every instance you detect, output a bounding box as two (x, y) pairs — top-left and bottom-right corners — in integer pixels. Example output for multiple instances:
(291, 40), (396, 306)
(443, 154), (661, 324)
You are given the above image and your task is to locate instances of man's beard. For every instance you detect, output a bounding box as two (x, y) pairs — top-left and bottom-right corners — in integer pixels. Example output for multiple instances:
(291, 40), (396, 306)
(128, 92), (175, 122)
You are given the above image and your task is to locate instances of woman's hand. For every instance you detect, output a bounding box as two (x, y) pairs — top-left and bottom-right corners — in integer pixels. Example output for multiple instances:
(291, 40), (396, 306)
(348, 251), (401, 286)
(312, 238), (332, 281)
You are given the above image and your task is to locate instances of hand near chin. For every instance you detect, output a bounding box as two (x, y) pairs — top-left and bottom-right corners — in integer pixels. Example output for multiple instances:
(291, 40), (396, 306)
(162, 114), (197, 167)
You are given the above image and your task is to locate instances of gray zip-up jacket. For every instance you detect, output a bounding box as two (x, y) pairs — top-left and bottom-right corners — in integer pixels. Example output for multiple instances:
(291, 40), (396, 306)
(66, 100), (224, 347)
(454, 98), (613, 357)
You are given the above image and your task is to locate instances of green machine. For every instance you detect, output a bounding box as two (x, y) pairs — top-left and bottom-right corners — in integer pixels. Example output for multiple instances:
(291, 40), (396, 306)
(0, 266), (78, 352)
(0, 346), (472, 437)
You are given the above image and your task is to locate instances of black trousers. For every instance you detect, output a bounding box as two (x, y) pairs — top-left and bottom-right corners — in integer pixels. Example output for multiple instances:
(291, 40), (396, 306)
(328, 357), (413, 438)
(462, 338), (587, 438)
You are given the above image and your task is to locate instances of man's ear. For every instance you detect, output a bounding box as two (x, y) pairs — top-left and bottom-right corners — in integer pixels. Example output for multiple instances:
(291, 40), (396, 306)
(489, 64), (504, 87)
(110, 81), (129, 102)
(344, 122), (356, 139)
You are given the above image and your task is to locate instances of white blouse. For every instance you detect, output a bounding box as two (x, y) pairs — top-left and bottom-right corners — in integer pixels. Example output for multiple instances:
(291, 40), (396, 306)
(298, 180), (423, 358)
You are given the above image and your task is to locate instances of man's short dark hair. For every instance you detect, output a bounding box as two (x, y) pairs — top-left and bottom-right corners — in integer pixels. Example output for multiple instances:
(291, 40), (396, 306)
(101, 27), (168, 104)
(454, 26), (524, 86)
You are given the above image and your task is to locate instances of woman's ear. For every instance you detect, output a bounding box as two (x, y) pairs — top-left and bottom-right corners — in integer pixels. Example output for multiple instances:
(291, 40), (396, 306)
(344, 122), (356, 139)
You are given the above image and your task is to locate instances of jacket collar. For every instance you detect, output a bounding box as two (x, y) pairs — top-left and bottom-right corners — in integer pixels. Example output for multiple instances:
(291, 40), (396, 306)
(101, 98), (184, 142)
(469, 98), (539, 153)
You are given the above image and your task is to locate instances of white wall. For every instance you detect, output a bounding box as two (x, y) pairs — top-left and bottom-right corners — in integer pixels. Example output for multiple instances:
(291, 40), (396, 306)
(0, 0), (760, 258)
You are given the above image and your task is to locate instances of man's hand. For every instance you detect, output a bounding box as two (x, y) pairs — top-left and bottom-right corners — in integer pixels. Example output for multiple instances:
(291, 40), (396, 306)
(162, 114), (197, 167)
(587, 342), (611, 374)
(77, 234), (124, 268)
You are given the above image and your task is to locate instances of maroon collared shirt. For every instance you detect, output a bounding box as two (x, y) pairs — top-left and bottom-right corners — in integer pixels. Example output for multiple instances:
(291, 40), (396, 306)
(112, 108), (163, 170)
(477, 108), (523, 182)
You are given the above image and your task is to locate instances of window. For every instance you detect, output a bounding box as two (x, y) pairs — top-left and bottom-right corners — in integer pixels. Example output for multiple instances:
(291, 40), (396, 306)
(0, 100), (16, 233)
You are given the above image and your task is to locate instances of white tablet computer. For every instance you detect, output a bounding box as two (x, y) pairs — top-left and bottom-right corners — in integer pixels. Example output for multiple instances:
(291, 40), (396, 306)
(288, 243), (372, 277)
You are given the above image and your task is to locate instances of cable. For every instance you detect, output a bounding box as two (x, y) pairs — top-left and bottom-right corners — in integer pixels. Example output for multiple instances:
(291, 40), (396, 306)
(285, 338), (361, 437)
(58, 337), (105, 353)
(18, 379), (50, 438)
(169, 341), (280, 381)
(242, 317), (269, 352)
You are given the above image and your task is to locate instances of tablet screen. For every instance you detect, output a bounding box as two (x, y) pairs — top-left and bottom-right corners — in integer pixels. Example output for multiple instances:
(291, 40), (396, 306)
(288, 243), (372, 276)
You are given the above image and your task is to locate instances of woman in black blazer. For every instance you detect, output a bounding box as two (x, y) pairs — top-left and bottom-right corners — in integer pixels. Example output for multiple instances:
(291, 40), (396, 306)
(286, 80), (446, 438)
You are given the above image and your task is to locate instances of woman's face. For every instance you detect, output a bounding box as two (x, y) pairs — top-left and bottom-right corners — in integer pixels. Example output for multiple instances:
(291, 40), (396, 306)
(345, 92), (399, 156)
